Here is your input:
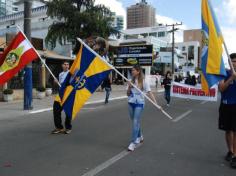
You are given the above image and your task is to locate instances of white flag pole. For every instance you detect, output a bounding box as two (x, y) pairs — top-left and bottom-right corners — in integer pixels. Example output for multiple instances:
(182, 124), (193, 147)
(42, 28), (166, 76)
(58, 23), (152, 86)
(16, 25), (61, 87)
(77, 38), (173, 120)
(223, 41), (235, 74)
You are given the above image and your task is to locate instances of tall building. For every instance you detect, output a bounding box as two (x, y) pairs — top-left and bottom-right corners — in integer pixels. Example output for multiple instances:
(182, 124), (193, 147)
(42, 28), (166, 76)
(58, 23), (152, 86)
(0, 0), (18, 17)
(127, 0), (156, 29)
(184, 29), (202, 48)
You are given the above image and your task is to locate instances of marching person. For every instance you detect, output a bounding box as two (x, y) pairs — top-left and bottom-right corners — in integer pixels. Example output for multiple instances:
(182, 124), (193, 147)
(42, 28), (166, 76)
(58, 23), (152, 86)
(218, 53), (236, 168)
(102, 74), (112, 104)
(162, 71), (172, 106)
(127, 65), (157, 151)
(51, 61), (72, 134)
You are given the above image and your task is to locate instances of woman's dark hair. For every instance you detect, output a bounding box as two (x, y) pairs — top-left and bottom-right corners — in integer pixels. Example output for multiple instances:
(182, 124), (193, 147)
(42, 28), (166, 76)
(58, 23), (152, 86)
(165, 71), (171, 78)
(132, 65), (144, 90)
(230, 53), (236, 60)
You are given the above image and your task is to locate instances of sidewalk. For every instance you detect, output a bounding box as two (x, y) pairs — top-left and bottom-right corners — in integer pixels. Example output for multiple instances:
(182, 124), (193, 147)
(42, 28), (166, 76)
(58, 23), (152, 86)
(0, 85), (162, 120)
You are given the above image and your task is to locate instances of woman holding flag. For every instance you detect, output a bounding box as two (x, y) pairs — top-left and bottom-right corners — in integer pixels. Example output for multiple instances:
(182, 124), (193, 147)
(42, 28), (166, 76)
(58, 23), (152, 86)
(127, 65), (157, 151)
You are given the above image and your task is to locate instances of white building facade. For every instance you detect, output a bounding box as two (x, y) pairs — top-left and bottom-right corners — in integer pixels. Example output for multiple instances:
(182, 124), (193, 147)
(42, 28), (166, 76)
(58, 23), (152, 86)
(0, 5), (72, 57)
(175, 41), (200, 68)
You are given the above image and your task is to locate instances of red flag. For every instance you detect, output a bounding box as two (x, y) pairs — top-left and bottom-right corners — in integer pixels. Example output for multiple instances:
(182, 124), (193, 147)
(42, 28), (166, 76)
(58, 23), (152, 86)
(0, 31), (38, 85)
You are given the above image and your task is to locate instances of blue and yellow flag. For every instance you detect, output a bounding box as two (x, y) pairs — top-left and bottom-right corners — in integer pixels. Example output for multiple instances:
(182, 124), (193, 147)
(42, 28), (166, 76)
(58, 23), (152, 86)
(59, 44), (112, 119)
(201, 0), (227, 92)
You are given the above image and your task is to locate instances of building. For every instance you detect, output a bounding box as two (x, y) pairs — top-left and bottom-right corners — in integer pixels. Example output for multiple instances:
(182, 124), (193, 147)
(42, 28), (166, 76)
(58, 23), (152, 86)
(127, 0), (156, 29)
(111, 12), (124, 31)
(183, 29), (202, 67)
(0, 4), (73, 100)
(184, 29), (202, 48)
(121, 25), (170, 49)
(15, 0), (45, 12)
(0, 0), (18, 17)
(175, 41), (200, 69)
(108, 25), (170, 78)
(0, 5), (72, 57)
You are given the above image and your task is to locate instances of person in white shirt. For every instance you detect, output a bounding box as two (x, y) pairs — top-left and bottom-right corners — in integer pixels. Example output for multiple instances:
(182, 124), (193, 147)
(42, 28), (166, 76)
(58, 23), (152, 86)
(127, 65), (157, 151)
(51, 61), (72, 134)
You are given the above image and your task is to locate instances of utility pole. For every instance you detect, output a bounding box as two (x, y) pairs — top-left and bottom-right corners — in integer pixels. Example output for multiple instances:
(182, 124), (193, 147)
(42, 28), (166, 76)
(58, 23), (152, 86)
(23, 0), (33, 110)
(166, 22), (182, 74)
(14, 0), (49, 110)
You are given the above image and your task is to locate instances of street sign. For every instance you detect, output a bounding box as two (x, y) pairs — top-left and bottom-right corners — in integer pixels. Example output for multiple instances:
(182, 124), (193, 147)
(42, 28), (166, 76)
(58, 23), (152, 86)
(114, 45), (153, 66)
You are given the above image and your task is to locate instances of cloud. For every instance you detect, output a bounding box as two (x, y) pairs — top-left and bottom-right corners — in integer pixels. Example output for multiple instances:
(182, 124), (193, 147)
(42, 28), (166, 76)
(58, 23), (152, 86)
(222, 27), (236, 53)
(156, 14), (189, 42)
(222, 0), (236, 24)
(95, 0), (127, 28)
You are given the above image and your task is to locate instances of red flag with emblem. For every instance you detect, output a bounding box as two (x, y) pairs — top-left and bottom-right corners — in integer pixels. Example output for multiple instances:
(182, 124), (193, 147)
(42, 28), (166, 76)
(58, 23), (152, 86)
(0, 31), (38, 85)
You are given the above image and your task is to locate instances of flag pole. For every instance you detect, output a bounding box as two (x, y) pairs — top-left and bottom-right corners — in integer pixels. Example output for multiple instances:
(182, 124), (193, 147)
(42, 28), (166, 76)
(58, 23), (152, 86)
(16, 25), (61, 87)
(223, 41), (235, 74)
(77, 38), (173, 120)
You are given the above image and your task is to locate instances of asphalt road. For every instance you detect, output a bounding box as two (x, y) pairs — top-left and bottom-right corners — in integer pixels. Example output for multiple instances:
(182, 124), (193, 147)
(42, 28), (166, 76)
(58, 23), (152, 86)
(0, 93), (235, 176)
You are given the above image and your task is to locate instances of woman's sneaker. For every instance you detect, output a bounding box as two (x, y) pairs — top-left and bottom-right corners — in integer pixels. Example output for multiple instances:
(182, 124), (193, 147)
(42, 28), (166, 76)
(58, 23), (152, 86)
(225, 151), (233, 162)
(127, 143), (136, 151)
(231, 156), (236, 169)
(135, 136), (144, 144)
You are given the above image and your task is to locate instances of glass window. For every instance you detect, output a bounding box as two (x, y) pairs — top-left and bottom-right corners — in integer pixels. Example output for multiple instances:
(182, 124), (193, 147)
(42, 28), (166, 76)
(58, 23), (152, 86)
(188, 46), (194, 60)
(158, 32), (165, 37)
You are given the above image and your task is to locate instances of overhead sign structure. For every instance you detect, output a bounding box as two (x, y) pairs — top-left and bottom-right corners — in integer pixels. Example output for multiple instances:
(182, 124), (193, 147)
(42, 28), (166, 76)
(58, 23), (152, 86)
(114, 45), (153, 66)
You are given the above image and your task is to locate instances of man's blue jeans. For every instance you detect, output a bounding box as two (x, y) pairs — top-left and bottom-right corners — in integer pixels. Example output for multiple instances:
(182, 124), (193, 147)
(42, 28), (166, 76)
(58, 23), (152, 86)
(105, 87), (111, 104)
(128, 103), (144, 143)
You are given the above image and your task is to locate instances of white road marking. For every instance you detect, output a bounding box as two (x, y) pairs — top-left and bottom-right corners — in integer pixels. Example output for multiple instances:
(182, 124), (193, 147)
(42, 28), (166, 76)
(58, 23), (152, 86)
(29, 108), (53, 114)
(28, 96), (127, 114)
(200, 101), (208, 105)
(85, 96), (127, 105)
(28, 89), (165, 115)
(81, 144), (142, 176)
(81, 150), (129, 176)
(172, 110), (193, 122)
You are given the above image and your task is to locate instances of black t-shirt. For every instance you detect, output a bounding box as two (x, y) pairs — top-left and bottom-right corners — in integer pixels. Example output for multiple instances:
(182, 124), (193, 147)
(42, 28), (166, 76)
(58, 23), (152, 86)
(162, 78), (172, 90)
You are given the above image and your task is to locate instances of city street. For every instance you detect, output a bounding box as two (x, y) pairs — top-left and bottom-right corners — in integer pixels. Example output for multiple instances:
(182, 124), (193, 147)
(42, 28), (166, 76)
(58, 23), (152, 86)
(0, 92), (235, 176)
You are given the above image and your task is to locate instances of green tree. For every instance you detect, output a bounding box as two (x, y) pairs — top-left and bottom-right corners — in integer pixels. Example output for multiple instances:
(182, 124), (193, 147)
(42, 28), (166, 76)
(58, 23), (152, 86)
(45, 0), (117, 51)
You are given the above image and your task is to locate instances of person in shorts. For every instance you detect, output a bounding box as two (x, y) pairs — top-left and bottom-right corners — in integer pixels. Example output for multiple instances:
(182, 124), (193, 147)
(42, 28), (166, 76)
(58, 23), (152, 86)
(218, 53), (236, 168)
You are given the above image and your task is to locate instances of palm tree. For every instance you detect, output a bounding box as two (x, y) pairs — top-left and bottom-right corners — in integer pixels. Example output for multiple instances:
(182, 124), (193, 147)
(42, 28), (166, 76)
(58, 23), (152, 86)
(45, 0), (117, 52)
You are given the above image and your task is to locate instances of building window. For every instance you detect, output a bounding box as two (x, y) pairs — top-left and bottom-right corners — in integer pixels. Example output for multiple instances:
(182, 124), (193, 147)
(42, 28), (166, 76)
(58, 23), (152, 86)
(188, 46), (194, 60)
(158, 32), (165, 37)
(149, 32), (157, 37)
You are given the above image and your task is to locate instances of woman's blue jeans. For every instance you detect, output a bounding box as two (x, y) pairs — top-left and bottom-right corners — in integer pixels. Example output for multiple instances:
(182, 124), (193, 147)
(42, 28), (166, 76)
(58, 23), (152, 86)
(128, 103), (144, 143)
(165, 89), (171, 104)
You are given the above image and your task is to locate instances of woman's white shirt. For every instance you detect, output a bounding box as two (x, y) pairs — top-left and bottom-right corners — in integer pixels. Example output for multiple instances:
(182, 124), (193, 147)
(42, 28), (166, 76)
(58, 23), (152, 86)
(128, 79), (151, 105)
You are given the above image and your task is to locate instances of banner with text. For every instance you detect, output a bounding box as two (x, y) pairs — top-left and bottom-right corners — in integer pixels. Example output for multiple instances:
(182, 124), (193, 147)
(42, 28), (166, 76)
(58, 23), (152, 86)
(171, 82), (218, 102)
